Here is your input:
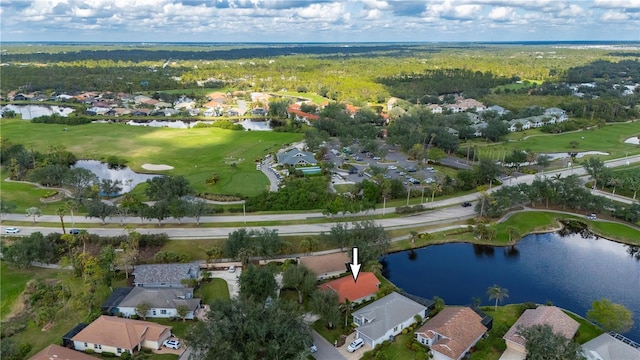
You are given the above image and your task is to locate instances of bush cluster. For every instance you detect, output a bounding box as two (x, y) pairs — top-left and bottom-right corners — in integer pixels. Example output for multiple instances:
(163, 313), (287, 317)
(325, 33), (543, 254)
(395, 204), (425, 215)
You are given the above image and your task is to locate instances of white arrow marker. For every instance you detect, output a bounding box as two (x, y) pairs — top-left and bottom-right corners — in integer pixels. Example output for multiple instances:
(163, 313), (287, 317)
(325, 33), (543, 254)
(348, 247), (362, 283)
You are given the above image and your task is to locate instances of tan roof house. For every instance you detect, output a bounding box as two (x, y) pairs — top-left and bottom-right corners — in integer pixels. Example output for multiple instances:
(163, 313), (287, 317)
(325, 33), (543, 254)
(415, 307), (488, 360)
(500, 306), (579, 360)
(72, 315), (172, 357)
(29, 344), (98, 360)
(299, 252), (349, 279)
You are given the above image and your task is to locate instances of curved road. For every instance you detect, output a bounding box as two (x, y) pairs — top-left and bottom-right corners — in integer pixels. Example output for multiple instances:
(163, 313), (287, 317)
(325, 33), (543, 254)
(2, 155), (639, 238)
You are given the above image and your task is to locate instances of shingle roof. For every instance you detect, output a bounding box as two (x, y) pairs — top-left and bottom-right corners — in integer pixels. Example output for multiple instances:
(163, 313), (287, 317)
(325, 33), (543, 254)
(416, 307), (487, 360)
(353, 292), (427, 342)
(132, 262), (200, 286)
(118, 287), (201, 312)
(276, 148), (317, 166)
(29, 344), (97, 360)
(299, 252), (349, 276)
(72, 316), (171, 350)
(318, 272), (380, 303)
(503, 306), (579, 346)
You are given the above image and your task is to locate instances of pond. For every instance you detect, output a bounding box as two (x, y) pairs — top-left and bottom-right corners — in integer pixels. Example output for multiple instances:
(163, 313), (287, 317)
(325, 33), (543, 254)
(1, 104), (75, 120)
(72, 160), (160, 195)
(123, 119), (273, 131)
(382, 232), (640, 342)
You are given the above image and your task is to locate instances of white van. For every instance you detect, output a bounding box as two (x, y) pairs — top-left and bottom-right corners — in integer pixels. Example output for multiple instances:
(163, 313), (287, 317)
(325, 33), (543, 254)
(347, 338), (364, 352)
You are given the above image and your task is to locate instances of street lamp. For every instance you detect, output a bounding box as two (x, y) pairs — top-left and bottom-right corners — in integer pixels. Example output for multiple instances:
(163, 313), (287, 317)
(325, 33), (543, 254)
(406, 186), (411, 206)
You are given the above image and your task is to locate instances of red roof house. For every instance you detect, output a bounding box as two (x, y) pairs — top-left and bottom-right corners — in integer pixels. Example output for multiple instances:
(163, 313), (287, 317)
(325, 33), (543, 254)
(318, 272), (380, 303)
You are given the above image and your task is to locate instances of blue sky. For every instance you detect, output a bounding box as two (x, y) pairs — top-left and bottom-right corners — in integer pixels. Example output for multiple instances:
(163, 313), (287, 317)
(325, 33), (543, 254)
(1, 0), (639, 43)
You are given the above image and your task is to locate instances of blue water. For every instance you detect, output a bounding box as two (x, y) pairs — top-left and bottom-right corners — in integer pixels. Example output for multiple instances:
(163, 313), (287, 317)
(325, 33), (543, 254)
(382, 232), (640, 342)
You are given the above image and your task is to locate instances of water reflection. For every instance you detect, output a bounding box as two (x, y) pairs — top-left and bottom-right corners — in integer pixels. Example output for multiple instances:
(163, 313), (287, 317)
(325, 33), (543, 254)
(72, 160), (159, 194)
(1, 104), (75, 120)
(473, 244), (495, 257)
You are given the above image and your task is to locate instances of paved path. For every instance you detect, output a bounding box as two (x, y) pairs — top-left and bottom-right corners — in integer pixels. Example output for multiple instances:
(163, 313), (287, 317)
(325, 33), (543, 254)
(312, 330), (347, 360)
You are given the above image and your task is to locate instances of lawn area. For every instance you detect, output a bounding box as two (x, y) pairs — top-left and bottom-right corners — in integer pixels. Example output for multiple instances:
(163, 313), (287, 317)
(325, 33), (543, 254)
(0, 119), (303, 197)
(195, 278), (230, 303)
(0, 170), (55, 214)
(564, 311), (603, 344)
(161, 239), (224, 261)
(0, 261), (65, 319)
(271, 90), (330, 104)
(480, 94), (575, 110)
(147, 317), (195, 339)
(493, 122), (640, 159)
(588, 220), (640, 245)
(470, 305), (522, 360)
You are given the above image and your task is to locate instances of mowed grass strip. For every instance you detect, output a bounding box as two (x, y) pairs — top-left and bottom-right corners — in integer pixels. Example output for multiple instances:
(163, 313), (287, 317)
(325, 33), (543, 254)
(195, 278), (230, 304)
(0, 119), (303, 196)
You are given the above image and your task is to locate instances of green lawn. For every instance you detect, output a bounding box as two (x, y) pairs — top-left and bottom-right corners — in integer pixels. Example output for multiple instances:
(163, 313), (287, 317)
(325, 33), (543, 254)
(195, 278), (230, 303)
(0, 261), (65, 319)
(147, 317), (195, 339)
(564, 311), (603, 344)
(0, 119), (303, 197)
(470, 305), (522, 360)
(477, 122), (640, 160)
(1, 171), (55, 214)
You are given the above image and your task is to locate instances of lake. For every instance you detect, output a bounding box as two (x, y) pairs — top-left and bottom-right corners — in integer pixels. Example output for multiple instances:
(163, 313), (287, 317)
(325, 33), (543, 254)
(72, 160), (159, 195)
(382, 232), (640, 342)
(1, 104), (75, 119)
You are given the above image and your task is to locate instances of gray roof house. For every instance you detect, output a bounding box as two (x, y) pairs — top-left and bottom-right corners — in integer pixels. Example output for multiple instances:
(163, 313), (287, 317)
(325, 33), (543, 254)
(582, 333), (640, 360)
(352, 292), (428, 347)
(117, 287), (201, 320)
(132, 262), (200, 288)
(276, 148), (318, 166)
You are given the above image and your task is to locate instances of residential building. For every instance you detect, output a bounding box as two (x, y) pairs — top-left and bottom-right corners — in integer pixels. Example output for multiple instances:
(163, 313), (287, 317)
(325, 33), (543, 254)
(29, 344), (98, 360)
(276, 148), (318, 166)
(352, 292), (428, 347)
(415, 307), (488, 360)
(72, 316), (172, 357)
(582, 333), (640, 360)
(544, 107), (568, 121)
(116, 287), (201, 319)
(501, 306), (579, 360)
(318, 272), (380, 304)
(428, 104), (443, 114)
(298, 252), (349, 279)
(506, 118), (532, 132)
(132, 262), (200, 288)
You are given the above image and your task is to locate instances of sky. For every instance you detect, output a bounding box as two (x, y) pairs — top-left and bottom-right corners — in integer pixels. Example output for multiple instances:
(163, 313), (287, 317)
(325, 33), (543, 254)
(1, 0), (639, 43)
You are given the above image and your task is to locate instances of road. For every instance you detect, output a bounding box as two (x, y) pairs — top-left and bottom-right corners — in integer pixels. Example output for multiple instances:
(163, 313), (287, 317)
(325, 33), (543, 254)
(2, 154), (639, 238)
(312, 330), (346, 360)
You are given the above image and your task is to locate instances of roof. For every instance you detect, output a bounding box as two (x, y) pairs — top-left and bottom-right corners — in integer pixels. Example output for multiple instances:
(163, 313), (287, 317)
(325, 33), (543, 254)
(353, 292), (427, 342)
(132, 262), (200, 285)
(582, 333), (640, 360)
(276, 148), (317, 166)
(416, 307), (487, 360)
(101, 287), (133, 312)
(318, 272), (380, 303)
(299, 252), (349, 276)
(503, 306), (580, 347)
(29, 344), (98, 360)
(119, 287), (201, 312)
(72, 316), (171, 350)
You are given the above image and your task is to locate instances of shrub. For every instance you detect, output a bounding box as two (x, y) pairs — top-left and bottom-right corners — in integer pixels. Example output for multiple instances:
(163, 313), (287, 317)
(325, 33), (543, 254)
(84, 349), (95, 354)
(101, 351), (116, 357)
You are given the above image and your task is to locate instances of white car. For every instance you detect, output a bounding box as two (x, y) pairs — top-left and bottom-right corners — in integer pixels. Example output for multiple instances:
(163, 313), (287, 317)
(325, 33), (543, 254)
(347, 338), (364, 352)
(228, 265), (236, 273)
(310, 344), (318, 353)
(388, 165), (397, 170)
(163, 339), (181, 350)
(587, 214), (597, 220)
(5, 227), (20, 234)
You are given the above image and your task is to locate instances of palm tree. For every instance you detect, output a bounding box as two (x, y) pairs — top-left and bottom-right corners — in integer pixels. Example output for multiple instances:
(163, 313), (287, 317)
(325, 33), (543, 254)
(56, 206), (67, 234)
(487, 284), (509, 311)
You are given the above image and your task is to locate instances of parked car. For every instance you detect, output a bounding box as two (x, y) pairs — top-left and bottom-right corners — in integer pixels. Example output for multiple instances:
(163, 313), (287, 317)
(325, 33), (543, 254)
(5, 227), (20, 234)
(310, 344), (318, 353)
(388, 165), (397, 170)
(373, 156), (381, 160)
(461, 202), (472, 207)
(163, 339), (181, 350)
(228, 265), (236, 273)
(347, 338), (365, 352)
(407, 167), (417, 172)
(69, 228), (81, 235)
(587, 213), (597, 220)
(426, 167), (435, 171)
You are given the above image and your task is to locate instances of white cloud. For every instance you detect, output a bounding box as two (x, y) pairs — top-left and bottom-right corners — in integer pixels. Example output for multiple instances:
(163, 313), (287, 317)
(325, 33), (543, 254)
(600, 10), (631, 21)
(364, 8), (383, 20)
(297, 2), (347, 22)
(557, 4), (586, 17)
(359, 0), (390, 10)
(427, 1), (482, 21)
(593, 0), (640, 9)
(487, 6), (515, 21)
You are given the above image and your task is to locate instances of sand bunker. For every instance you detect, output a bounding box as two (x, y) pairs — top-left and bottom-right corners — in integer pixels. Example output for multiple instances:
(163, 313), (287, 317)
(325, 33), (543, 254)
(624, 136), (639, 145)
(142, 163), (174, 171)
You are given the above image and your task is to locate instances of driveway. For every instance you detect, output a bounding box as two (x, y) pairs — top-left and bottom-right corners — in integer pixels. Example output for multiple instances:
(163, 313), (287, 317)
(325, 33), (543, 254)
(207, 269), (241, 299)
(335, 332), (371, 360)
(311, 330), (347, 360)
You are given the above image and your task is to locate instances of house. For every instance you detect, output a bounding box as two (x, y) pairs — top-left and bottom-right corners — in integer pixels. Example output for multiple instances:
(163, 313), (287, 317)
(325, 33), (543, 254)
(352, 292), (428, 347)
(429, 104), (443, 114)
(506, 118), (531, 132)
(483, 105), (510, 116)
(501, 306), (579, 360)
(29, 344), (98, 360)
(415, 307), (488, 360)
(446, 127), (459, 137)
(116, 287), (201, 319)
(318, 272), (380, 304)
(251, 107), (268, 116)
(582, 333), (640, 360)
(287, 104), (319, 121)
(471, 122), (487, 137)
(132, 262), (200, 288)
(72, 315), (171, 357)
(387, 97), (398, 111)
(276, 148), (318, 166)
(299, 252), (349, 279)
(544, 107), (568, 122)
